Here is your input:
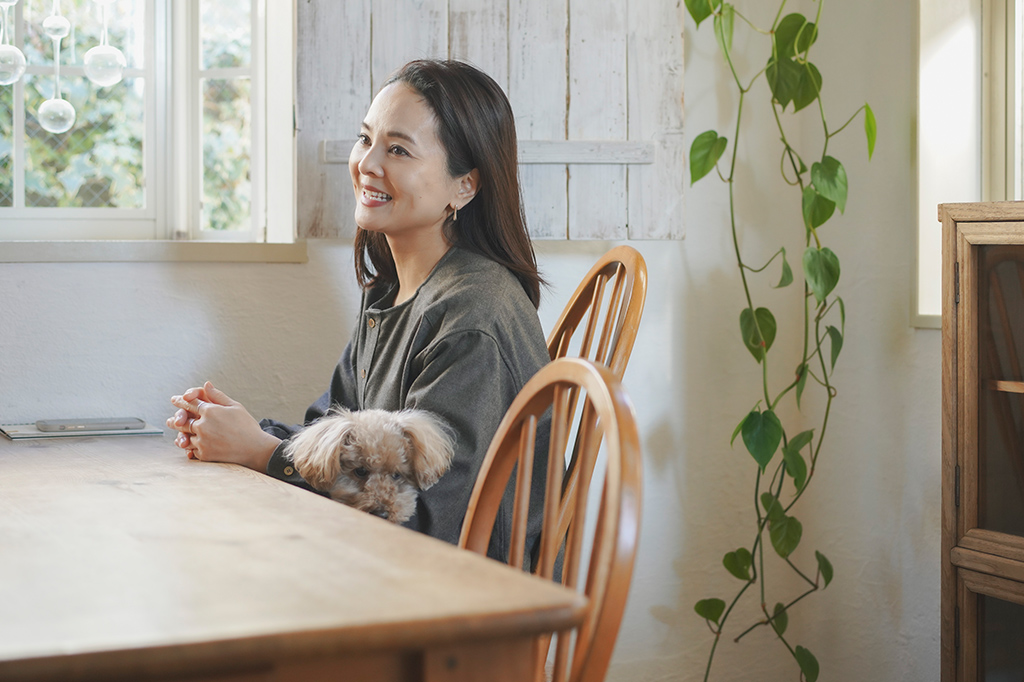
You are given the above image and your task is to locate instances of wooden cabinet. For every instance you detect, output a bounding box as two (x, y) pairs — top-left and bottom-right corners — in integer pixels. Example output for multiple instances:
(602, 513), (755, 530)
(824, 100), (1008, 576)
(941, 202), (1024, 682)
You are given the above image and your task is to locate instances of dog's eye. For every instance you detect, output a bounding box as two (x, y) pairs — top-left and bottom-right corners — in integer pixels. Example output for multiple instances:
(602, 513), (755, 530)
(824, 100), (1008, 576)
(353, 467), (369, 479)
(392, 472), (403, 482)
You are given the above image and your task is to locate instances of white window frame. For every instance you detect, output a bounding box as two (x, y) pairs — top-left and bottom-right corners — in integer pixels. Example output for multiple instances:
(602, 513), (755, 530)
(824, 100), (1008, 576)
(0, 0), (297, 255)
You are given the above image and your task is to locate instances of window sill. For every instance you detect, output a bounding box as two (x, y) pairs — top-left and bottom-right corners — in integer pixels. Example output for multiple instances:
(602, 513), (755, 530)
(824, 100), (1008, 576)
(0, 240), (308, 264)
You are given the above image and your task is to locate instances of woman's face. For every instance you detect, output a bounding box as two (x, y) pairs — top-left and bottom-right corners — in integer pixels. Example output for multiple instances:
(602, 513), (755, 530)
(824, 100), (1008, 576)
(349, 82), (471, 242)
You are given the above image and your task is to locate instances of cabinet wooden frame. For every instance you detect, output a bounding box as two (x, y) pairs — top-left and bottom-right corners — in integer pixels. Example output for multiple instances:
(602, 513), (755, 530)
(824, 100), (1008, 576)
(941, 201), (1024, 682)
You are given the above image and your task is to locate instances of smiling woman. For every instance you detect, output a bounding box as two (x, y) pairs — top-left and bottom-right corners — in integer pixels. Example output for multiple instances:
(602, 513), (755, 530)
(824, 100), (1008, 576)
(168, 59), (552, 564)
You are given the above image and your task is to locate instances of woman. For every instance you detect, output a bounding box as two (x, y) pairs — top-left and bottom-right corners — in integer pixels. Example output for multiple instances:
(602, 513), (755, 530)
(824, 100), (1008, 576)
(168, 60), (550, 557)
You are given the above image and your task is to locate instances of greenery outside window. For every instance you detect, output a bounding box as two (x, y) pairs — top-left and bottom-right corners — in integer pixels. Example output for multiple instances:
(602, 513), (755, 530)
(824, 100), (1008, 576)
(0, 0), (295, 245)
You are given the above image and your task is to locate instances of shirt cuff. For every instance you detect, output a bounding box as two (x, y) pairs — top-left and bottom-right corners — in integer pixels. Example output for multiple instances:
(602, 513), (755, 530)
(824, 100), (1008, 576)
(265, 440), (323, 495)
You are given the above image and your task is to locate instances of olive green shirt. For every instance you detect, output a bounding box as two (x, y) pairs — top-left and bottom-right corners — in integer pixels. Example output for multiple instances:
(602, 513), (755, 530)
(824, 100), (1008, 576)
(260, 246), (550, 561)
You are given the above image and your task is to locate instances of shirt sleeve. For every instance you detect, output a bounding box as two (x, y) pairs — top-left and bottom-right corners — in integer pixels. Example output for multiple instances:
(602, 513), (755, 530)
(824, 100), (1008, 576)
(399, 329), (534, 549)
(260, 341), (360, 489)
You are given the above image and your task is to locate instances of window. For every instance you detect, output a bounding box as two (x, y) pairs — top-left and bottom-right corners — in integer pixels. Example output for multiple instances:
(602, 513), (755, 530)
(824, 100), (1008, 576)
(916, 0), (1024, 328)
(983, 0), (1023, 202)
(0, 0), (294, 244)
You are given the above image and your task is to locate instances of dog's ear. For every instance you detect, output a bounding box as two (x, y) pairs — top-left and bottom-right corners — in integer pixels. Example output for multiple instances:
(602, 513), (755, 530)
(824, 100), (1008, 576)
(284, 413), (352, 491)
(398, 410), (454, 490)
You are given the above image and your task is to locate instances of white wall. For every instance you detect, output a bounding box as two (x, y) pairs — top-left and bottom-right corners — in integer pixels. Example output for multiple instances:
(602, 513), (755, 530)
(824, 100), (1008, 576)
(0, 0), (937, 679)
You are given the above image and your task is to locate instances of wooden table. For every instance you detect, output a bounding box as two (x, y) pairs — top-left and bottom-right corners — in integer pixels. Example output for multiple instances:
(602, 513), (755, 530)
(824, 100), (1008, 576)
(0, 435), (585, 681)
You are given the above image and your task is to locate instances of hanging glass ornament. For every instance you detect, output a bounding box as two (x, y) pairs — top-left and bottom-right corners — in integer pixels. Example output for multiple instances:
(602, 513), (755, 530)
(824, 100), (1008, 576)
(0, 0), (25, 86)
(38, 0), (74, 134)
(84, 0), (124, 87)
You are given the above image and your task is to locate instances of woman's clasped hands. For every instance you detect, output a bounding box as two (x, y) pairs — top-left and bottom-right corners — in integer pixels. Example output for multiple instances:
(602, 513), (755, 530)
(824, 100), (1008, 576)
(167, 381), (281, 472)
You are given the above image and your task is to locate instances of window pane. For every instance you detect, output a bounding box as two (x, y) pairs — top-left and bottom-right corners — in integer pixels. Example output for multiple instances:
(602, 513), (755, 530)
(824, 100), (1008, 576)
(202, 77), (250, 231)
(201, 0), (251, 69)
(0, 85), (11, 207)
(24, 73), (144, 208)
(23, 0), (143, 70)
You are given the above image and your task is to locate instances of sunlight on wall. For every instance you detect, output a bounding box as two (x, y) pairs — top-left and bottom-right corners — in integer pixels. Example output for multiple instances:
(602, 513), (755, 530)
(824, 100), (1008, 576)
(917, 0), (982, 326)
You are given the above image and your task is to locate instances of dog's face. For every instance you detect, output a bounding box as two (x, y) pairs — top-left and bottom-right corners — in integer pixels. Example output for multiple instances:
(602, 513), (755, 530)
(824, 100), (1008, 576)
(284, 409), (453, 524)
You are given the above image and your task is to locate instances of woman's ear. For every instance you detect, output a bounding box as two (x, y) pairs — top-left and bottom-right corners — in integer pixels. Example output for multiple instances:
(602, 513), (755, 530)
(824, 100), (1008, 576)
(456, 168), (480, 206)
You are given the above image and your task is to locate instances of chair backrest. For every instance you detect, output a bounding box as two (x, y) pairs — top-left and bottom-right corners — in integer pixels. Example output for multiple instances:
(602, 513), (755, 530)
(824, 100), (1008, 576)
(459, 358), (643, 682)
(546, 246), (647, 558)
(546, 245), (647, 379)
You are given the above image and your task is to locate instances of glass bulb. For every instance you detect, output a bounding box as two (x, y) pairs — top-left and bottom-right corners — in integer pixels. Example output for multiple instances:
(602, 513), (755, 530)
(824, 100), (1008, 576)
(38, 97), (75, 134)
(0, 43), (25, 85)
(84, 44), (125, 86)
(42, 13), (70, 40)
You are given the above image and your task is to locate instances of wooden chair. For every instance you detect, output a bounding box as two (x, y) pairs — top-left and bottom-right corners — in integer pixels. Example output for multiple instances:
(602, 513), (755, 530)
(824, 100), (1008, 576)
(546, 245), (647, 379)
(459, 357), (643, 682)
(546, 246), (647, 558)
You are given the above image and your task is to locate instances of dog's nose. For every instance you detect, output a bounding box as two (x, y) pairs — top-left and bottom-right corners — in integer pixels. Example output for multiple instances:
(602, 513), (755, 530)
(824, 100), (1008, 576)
(369, 508), (389, 520)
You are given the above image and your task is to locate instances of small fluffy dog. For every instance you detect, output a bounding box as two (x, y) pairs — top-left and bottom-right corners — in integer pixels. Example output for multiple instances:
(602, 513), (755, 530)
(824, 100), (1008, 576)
(283, 407), (454, 524)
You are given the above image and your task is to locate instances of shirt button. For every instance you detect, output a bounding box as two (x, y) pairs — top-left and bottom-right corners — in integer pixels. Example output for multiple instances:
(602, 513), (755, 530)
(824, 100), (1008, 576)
(361, 369), (367, 378)
(368, 318), (376, 328)
(283, 466), (295, 476)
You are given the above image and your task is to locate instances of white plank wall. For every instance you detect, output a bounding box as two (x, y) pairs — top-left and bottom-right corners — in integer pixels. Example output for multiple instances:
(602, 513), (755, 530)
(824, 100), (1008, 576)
(295, 0), (684, 241)
(628, 0), (685, 240)
(510, 0), (569, 240)
(567, 0), (628, 240)
(294, 0), (368, 238)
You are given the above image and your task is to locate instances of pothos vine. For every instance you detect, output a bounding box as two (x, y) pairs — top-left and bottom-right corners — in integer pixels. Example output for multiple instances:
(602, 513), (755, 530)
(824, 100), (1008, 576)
(685, 1), (875, 680)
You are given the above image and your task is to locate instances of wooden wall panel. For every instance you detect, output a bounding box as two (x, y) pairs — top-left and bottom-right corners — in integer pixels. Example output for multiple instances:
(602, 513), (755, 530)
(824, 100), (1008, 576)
(627, 0), (685, 239)
(566, 0), (627, 240)
(509, 0), (568, 240)
(296, 0), (684, 241)
(370, 0), (447, 94)
(295, 0), (369, 238)
(450, 0), (508, 90)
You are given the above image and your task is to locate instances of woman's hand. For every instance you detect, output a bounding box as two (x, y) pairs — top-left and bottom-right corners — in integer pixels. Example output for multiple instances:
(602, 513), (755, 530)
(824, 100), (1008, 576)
(167, 381), (280, 472)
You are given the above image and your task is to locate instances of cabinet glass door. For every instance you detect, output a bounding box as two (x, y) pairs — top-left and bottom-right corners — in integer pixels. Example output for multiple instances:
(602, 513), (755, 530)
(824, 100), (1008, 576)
(979, 593), (1024, 681)
(978, 245), (1024, 537)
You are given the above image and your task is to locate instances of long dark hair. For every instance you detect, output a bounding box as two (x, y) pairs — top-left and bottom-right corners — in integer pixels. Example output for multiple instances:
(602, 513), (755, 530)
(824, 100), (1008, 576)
(353, 59), (543, 308)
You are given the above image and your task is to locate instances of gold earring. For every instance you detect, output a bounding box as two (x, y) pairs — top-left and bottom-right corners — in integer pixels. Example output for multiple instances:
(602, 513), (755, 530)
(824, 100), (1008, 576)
(452, 204), (458, 221)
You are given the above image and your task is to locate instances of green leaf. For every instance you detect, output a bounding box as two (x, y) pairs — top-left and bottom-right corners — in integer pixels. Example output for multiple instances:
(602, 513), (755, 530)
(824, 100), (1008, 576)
(714, 3), (735, 54)
(801, 186), (836, 231)
(771, 602), (789, 636)
(761, 492), (785, 522)
(803, 247), (841, 303)
(826, 325), (844, 369)
(837, 296), (846, 331)
(791, 62), (822, 112)
(774, 248), (794, 288)
(787, 429), (814, 454)
(811, 156), (848, 213)
(795, 646), (820, 682)
(795, 363), (808, 408)
(864, 103), (877, 160)
(685, 0), (722, 28)
(782, 430), (812, 491)
(783, 446), (808, 492)
(739, 307), (777, 362)
(743, 409), (783, 472)
(730, 412), (747, 446)
(816, 551), (834, 587)
(766, 56), (802, 110)
(695, 597), (726, 624)
(723, 547), (753, 581)
(770, 514), (803, 558)
(774, 13), (818, 58)
(690, 130), (728, 184)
